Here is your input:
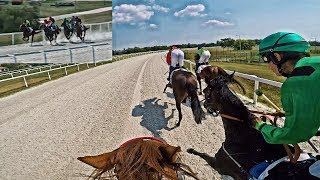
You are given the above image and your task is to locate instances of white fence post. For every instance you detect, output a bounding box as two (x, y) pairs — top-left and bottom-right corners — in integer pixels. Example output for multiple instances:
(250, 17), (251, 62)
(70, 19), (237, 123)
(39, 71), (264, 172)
(64, 67), (68, 75)
(12, 33), (15, 45)
(69, 49), (73, 63)
(253, 80), (259, 106)
(47, 71), (51, 80)
(23, 76), (28, 87)
(43, 51), (47, 63)
(77, 64), (80, 71)
(107, 22), (110, 31)
(91, 46), (96, 65)
(99, 24), (102, 32)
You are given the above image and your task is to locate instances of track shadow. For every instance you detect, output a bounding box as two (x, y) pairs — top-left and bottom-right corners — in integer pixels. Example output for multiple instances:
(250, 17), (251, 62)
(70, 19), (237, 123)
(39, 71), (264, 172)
(30, 44), (43, 47)
(132, 97), (175, 141)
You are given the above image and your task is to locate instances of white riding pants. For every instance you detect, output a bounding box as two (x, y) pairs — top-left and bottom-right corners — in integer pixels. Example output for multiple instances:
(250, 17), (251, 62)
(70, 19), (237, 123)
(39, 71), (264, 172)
(198, 50), (211, 63)
(171, 49), (184, 67)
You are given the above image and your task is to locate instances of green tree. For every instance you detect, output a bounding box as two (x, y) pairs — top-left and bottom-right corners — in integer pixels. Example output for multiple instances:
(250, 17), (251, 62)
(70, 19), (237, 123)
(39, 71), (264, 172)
(0, 5), (40, 33)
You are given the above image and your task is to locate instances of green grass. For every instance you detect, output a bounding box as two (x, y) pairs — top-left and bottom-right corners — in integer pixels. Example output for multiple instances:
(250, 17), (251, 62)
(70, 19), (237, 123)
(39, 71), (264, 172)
(207, 61), (285, 108)
(38, 1), (111, 17)
(0, 61), (112, 98)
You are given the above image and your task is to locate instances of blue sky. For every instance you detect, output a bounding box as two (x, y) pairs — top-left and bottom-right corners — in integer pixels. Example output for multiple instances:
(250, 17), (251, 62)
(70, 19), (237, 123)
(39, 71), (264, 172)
(112, 0), (320, 50)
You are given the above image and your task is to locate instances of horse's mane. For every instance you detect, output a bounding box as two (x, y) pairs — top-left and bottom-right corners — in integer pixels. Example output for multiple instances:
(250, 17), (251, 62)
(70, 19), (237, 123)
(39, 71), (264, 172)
(78, 138), (199, 180)
(209, 76), (251, 119)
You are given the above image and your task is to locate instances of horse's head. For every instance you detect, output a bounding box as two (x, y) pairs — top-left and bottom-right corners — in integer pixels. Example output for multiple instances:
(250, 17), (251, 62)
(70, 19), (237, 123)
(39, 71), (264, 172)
(203, 72), (246, 115)
(19, 23), (27, 32)
(78, 137), (199, 179)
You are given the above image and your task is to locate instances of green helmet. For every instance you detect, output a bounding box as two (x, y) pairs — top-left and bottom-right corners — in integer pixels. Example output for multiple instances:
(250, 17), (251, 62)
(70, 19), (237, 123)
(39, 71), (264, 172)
(258, 32), (310, 56)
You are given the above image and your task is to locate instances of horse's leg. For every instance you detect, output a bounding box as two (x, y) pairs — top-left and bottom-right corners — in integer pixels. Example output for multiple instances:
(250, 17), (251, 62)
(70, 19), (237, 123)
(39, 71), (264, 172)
(175, 100), (182, 127)
(187, 148), (216, 168)
(197, 74), (202, 95)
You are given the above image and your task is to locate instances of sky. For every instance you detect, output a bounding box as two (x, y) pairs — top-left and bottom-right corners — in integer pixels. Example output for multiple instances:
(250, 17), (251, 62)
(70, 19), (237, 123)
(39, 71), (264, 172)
(112, 0), (320, 50)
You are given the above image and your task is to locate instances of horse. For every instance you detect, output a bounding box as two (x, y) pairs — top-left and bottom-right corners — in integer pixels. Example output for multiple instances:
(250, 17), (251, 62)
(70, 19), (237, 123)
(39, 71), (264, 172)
(39, 23), (58, 45)
(163, 68), (205, 127)
(74, 22), (89, 42)
(196, 65), (235, 95)
(187, 74), (319, 179)
(61, 20), (73, 40)
(77, 137), (199, 180)
(19, 23), (41, 45)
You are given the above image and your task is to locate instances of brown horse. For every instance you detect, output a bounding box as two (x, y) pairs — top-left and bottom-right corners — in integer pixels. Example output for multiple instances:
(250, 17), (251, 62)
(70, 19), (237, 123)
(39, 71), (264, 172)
(75, 22), (89, 42)
(163, 69), (205, 127)
(19, 23), (41, 45)
(188, 74), (318, 180)
(196, 65), (231, 95)
(78, 137), (199, 180)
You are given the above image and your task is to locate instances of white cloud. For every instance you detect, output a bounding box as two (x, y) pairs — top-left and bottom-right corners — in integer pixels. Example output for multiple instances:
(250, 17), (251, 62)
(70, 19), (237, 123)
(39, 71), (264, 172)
(149, 24), (158, 29)
(152, 5), (169, 13)
(225, 12), (232, 15)
(203, 19), (234, 27)
(113, 4), (154, 23)
(174, 4), (206, 17)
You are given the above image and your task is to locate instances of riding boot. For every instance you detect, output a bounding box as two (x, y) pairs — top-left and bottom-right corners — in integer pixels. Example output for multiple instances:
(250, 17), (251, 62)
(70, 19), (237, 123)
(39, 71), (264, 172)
(167, 66), (175, 81)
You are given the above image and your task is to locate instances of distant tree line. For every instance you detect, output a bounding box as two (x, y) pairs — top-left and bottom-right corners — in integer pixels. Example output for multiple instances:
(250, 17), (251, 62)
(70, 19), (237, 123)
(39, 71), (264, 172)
(113, 38), (261, 55)
(0, 6), (40, 33)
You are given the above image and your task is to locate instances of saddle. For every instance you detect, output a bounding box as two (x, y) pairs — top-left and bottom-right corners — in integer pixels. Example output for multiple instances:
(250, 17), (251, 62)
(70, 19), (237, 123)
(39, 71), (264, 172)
(169, 66), (188, 84)
(250, 153), (320, 179)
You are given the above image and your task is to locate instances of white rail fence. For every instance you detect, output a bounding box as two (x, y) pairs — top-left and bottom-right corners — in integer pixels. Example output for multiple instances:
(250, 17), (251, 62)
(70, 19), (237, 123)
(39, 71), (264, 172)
(183, 59), (282, 106)
(0, 21), (111, 45)
(0, 60), (111, 88)
(0, 64), (61, 78)
(0, 42), (110, 64)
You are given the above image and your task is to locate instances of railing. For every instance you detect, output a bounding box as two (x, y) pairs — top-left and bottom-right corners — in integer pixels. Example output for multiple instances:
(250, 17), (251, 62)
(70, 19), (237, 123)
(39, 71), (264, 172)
(112, 50), (166, 61)
(0, 60), (111, 88)
(183, 59), (282, 106)
(0, 42), (110, 64)
(0, 21), (111, 46)
(0, 64), (57, 78)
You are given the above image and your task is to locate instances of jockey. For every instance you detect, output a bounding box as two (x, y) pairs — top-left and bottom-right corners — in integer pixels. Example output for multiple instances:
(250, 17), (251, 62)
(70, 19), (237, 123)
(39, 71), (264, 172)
(49, 16), (60, 34)
(167, 45), (185, 81)
(253, 32), (320, 146)
(195, 45), (211, 73)
(24, 19), (33, 33)
(44, 19), (50, 27)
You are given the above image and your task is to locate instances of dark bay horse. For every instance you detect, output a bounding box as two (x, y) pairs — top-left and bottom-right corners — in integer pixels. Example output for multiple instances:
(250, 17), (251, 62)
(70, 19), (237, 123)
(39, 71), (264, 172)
(39, 23), (57, 44)
(61, 20), (73, 40)
(196, 65), (231, 95)
(75, 22), (89, 42)
(187, 74), (292, 180)
(19, 23), (41, 45)
(78, 137), (199, 180)
(163, 69), (205, 127)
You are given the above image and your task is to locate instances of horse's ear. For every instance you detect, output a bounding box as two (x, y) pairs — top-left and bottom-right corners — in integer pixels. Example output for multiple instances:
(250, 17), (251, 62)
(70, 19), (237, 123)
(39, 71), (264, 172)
(229, 71), (235, 80)
(159, 145), (181, 162)
(77, 149), (118, 170)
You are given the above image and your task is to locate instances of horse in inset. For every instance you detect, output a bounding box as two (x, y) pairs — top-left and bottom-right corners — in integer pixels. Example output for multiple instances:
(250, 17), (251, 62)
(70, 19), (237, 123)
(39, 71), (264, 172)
(163, 68), (205, 127)
(39, 23), (58, 45)
(74, 22), (89, 42)
(78, 137), (199, 180)
(187, 74), (319, 179)
(19, 23), (41, 45)
(61, 19), (73, 40)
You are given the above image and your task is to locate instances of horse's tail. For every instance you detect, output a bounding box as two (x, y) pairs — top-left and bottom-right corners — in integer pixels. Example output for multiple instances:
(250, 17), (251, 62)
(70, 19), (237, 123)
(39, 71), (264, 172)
(186, 79), (205, 124)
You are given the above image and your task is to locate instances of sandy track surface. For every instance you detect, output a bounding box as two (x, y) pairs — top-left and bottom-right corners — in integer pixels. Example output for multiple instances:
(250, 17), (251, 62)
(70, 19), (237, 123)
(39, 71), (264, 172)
(0, 53), (319, 180)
